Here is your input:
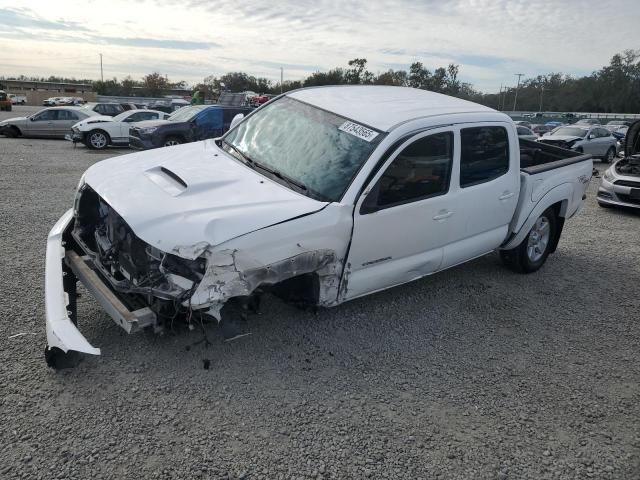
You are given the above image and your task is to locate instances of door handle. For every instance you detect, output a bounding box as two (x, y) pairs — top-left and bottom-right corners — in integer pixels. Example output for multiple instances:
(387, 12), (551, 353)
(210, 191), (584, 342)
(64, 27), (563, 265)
(499, 191), (515, 200)
(433, 210), (453, 221)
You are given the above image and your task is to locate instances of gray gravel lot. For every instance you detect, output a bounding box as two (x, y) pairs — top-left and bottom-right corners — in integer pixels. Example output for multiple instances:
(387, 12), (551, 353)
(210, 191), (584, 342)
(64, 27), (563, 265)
(1, 105), (639, 479)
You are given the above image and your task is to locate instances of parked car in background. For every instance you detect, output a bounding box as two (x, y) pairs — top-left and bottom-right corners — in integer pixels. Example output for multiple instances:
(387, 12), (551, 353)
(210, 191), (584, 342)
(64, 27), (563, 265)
(604, 120), (632, 132)
(575, 118), (601, 126)
(129, 104), (251, 149)
(44, 86), (593, 364)
(0, 90), (12, 111)
(544, 121), (563, 129)
(120, 103), (138, 111)
(82, 102), (125, 117)
(598, 120), (640, 209)
(43, 97), (63, 106)
(514, 120), (533, 129)
(68, 109), (170, 149)
(516, 126), (538, 141)
(147, 99), (189, 114)
(0, 107), (99, 138)
(8, 93), (27, 105)
(538, 125), (618, 162)
(531, 124), (553, 137)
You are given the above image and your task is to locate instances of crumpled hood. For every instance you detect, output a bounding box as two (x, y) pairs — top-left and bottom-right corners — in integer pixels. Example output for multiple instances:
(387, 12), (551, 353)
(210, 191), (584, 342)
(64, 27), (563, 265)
(541, 135), (583, 142)
(73, 115), (113, 129)
(82, 139), (328, 259)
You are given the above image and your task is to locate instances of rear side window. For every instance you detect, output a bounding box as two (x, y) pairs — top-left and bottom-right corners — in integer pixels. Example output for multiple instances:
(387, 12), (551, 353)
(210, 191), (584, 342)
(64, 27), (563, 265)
(460, 126), (509, 187)
(375, 132), (453, 207)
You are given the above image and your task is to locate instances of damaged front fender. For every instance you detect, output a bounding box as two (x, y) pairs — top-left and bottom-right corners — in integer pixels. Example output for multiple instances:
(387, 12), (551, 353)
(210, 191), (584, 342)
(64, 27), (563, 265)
(189, 248), (343, 316)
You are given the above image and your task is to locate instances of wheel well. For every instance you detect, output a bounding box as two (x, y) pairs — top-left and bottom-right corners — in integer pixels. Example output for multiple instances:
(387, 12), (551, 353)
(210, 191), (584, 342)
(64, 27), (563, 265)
(89, 128), (110, 140)
(164, 134), (185, 143)
(10, 126), (21, 136)
(548, 202), (565, 254)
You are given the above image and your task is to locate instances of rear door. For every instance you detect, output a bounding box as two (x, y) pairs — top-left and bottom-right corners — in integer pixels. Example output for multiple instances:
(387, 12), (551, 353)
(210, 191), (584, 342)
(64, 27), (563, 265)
(440, 123), (519, 269)
(345, 128), (455, 300)
(54, 109), (81, 136)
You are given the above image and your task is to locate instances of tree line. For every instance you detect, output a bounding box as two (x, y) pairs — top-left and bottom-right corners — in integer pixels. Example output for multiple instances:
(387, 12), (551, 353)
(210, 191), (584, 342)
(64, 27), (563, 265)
(2, 50), (639, 112)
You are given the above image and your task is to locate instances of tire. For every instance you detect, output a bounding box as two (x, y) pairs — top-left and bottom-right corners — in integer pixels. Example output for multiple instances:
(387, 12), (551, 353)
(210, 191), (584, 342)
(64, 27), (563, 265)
(4, 126), (19, 138)
(163, 136), (183, 147)
(86, 129), (110, 150)
(500, 208), (557, 273)
(604, 147), (615, 163)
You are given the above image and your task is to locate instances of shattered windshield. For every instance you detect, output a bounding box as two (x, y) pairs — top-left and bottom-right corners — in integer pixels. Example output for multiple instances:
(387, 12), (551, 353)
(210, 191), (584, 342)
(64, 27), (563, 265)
(222, 96), (384, 201)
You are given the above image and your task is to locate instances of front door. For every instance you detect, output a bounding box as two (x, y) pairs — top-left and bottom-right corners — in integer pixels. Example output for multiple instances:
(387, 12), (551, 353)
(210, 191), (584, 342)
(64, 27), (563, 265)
(345, 128), (455, 300)
(26, 109), (58, 136)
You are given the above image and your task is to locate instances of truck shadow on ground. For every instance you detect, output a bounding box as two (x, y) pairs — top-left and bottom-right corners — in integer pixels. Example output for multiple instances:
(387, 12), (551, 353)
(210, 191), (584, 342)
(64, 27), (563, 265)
(62, 246), (638, 378)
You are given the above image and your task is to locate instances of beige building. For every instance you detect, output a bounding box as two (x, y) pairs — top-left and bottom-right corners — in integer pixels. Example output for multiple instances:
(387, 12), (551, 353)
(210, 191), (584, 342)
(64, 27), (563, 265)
(0, 80), (97, 105)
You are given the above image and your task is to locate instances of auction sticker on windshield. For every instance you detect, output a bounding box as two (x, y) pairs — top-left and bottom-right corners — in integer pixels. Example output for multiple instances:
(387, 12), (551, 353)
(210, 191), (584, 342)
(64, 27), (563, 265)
(339, 121), (379, 142)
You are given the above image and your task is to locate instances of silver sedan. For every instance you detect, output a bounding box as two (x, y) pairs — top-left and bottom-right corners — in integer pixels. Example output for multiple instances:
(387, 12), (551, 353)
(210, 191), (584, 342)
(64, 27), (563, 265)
(0, 107), (99, 139)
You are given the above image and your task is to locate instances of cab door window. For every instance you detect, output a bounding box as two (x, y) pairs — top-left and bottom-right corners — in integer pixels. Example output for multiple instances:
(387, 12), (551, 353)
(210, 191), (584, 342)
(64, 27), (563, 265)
(460, 126), (509, 187)
(371, 132), (453, 209)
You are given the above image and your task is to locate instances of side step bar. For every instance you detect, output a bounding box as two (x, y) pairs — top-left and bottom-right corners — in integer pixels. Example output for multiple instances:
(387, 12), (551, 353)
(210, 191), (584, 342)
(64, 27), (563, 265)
(65, 251), (157, 334)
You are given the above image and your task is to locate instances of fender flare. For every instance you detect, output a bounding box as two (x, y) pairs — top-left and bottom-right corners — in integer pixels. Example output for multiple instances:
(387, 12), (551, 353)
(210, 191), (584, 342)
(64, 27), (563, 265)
(501, 183), (572, 250)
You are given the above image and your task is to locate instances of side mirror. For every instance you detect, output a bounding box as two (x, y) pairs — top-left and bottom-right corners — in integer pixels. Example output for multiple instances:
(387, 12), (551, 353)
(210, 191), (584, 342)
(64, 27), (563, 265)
(230, 113), (244, 130)
(30, 117), (35, 121)
(588, 134), (595, 140)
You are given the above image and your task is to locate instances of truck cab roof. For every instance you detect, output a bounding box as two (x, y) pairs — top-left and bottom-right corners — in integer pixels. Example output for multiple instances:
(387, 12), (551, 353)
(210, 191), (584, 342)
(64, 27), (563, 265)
(287, 86), (496, 132)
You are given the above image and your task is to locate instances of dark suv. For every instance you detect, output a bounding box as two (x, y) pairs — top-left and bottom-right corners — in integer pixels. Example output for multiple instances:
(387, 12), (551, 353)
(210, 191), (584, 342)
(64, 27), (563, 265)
(82, 102), (125, 117)
(129, 105), (251, 149)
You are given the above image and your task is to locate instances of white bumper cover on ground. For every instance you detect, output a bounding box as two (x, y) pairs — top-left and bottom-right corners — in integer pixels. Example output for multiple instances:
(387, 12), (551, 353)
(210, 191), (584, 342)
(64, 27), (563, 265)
(45, 209), (101, 355)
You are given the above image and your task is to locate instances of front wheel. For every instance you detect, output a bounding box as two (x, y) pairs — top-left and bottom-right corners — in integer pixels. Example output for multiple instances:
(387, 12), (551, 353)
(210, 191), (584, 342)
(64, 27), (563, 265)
(86, 130), (109, 150)
(500, 209), (557, 273)
(163, 136), (183, 147)
(604, 147), (615, 163)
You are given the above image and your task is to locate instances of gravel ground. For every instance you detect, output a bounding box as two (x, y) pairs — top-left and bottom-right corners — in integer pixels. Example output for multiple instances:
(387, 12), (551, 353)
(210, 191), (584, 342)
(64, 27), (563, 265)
(1, 105), (639, 479)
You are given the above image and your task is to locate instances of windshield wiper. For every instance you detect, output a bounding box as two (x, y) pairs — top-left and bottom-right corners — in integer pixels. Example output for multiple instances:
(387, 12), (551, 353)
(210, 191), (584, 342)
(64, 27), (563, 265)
(251, 162), (308, 192)
(222, 139), (255, 166)
(222, 139), (309, 193)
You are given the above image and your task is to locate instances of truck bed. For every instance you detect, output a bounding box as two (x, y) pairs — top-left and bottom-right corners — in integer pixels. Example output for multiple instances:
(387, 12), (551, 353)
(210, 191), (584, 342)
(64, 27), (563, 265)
(519, 139), (591, 175)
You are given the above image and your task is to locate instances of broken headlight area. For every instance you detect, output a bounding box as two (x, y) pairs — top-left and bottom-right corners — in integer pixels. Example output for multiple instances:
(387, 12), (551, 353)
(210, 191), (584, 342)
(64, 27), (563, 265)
(71, 186), (206, 324)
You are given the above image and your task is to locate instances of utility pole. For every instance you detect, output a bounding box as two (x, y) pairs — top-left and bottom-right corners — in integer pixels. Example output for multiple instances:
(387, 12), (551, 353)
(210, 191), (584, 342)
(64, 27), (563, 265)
(512, 73), (524, 111)
(280, 67), (283, 94)
(99, 53), (104, 82)
(498, 84), (503, 110)
(539, 85), (544, 112)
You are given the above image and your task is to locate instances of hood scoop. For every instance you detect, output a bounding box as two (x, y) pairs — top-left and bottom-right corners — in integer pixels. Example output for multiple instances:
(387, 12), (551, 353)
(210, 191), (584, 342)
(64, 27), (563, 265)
(144, 166), (188, 196)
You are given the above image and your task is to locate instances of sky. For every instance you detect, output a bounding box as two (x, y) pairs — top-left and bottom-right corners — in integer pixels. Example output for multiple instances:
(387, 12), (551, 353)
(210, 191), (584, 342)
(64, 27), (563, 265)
(0, 0), (639, 93)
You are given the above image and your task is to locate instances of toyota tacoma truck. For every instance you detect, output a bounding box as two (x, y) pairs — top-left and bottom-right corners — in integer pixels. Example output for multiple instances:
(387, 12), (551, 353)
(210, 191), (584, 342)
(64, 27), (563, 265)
(45, 86), (593, 367)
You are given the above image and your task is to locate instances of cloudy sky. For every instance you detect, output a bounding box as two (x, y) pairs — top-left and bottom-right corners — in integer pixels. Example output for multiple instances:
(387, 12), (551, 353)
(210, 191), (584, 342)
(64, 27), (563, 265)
(1, 0), (638, 92)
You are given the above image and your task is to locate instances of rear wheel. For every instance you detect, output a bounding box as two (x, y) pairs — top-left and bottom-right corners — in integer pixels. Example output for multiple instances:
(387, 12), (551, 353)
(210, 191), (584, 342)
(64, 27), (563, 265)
(163, 136), (183, 147)
(500, 209), (557, 273)
(86, 130), (109, 150)
(604, 147), (615, 163)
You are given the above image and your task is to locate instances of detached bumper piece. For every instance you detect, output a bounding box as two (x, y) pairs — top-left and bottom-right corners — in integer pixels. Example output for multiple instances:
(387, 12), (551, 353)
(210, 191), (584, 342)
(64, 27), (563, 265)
(45, 210), (157, 368)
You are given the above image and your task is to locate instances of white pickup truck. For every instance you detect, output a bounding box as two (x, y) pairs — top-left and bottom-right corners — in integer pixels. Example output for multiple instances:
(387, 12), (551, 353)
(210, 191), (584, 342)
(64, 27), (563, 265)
(45, 86), (593, 367)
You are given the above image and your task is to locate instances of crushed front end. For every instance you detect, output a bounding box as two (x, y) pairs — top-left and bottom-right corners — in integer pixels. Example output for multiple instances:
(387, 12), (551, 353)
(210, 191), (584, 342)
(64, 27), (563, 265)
(45, 186), (207, 367)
